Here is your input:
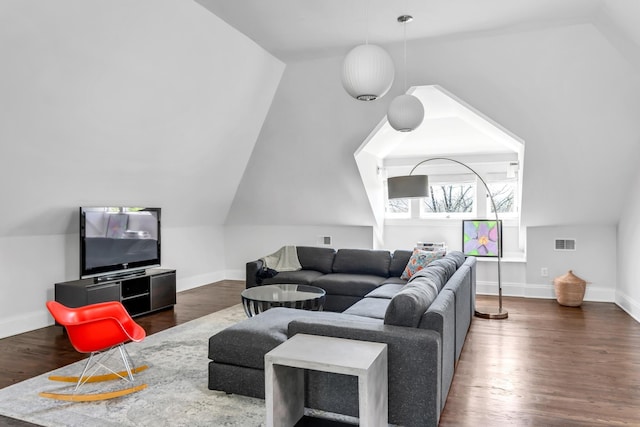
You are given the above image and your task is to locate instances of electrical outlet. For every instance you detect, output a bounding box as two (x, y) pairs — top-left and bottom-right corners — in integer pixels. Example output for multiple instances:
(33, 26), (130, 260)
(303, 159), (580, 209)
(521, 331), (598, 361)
(541, 267), (548, 277)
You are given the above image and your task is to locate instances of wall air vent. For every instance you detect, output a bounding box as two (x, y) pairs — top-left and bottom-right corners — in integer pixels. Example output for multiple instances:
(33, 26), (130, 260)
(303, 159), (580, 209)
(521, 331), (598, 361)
(555, 239), (576, 251)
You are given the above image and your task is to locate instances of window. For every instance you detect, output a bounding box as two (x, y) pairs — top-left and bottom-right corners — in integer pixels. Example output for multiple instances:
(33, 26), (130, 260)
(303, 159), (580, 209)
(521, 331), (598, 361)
(383, 166), (521, 222)
(385, 197), (410, 218)
(487, 181), (517, 216)
(420, 182), (476, 216)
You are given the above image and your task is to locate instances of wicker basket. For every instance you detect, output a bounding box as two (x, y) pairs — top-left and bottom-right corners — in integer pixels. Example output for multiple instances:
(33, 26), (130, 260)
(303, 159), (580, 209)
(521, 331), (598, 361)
(553, 270), (586, 307)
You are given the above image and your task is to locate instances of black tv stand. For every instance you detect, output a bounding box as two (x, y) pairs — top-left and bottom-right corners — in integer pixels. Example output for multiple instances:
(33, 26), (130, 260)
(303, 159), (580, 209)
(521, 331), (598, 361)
(95, 269), (146, 283)
(55, 268), (176, 317)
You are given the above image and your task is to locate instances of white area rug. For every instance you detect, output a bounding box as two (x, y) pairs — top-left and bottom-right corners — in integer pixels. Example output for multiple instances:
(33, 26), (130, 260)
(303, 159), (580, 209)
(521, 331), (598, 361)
(0, 304), (268, 427)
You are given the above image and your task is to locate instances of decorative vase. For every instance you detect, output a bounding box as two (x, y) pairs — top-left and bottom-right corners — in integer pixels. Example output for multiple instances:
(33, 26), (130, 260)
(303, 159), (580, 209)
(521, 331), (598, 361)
(553, 270), (587, 307)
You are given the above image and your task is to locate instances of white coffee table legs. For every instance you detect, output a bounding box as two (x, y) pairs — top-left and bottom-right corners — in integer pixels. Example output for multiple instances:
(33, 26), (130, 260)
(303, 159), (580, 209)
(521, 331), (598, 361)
(265, 334), (388, 427)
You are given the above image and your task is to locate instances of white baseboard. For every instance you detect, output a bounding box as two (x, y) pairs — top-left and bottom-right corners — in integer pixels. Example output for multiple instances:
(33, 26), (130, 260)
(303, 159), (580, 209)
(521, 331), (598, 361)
(0, 310), (53, 340)
(225, 269), (245, 281)
(476, 281), (616, 302)
(177, 271), (226, 292)
(616, 291), (640, 323)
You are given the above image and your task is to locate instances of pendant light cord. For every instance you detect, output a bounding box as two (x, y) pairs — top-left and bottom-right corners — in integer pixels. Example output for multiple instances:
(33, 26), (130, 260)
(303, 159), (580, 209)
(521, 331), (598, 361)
(403, 19), (407, 92)
(365, 0), (369, 44)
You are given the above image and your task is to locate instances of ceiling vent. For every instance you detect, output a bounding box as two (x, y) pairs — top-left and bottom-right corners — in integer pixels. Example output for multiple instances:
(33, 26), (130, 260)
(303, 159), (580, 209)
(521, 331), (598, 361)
(555, 239), (576, 251)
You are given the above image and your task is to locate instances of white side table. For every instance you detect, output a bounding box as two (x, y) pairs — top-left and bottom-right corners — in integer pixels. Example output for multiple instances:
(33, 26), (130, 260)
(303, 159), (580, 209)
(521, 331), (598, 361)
(265, 333), (388, 427)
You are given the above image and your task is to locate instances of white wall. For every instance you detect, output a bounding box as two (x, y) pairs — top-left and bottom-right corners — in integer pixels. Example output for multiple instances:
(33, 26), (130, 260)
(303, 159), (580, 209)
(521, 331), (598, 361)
(382, 221), (521, 256)
(0, 225), (227, 338)
(224, 225), (373, 279)
(224, 22), (636, 313)
(617, 167), (640, 321)
(412, 23), (640, 228)
(225, 55), (387, 227)
(0, 0), (284, 338)
(229, 22), (640, 232)
(382, 221), (527, 297)
(526, 225), (617, 302)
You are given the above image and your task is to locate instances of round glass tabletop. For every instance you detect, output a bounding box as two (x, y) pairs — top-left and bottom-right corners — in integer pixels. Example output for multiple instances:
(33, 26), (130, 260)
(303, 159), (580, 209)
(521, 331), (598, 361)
(241, 284), (326, 317)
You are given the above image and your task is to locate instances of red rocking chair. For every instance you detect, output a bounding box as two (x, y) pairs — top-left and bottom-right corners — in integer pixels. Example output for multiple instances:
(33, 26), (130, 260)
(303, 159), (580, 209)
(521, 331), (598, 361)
(40, 300), (148, 401)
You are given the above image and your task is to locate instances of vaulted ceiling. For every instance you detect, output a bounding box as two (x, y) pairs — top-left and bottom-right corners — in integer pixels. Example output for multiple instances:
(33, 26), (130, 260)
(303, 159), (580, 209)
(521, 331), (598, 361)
(197, 0), (603, 60)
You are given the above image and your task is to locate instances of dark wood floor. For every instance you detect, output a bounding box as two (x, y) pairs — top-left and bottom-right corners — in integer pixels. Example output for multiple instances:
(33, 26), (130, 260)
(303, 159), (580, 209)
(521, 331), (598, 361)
(1, 282), (639, 426)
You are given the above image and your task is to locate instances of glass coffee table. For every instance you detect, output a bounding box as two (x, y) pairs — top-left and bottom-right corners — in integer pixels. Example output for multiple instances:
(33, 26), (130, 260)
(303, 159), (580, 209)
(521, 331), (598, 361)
(241, 284), (326, 317)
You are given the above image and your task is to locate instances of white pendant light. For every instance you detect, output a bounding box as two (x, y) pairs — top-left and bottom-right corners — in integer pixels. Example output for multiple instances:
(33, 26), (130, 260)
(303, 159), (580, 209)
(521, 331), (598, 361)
(387, 15), (424, 132)
(342, 44), (395, 101)
(388, 94), (425, 132)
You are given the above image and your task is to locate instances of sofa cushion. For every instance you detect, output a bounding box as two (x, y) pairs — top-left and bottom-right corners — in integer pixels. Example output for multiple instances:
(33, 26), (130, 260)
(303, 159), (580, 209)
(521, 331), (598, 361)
(208, 308), (297, 369)
(400, 249), (446, 280)
(365, 283), (405, 299)
(427, 256), (458, 280)
(343, 297), (390, 320)
(209, 307), (375, 370)
(446, 251), (466, 268)
(296, 246), (336, 274)
(332, 249), (391, 277)
(384, 280), (439, 327)
(382, 277), (408, 286)
(312, 273), (387, 297)
(261, 269), (324, 286)
(409, 265), (448, 292)
(389, 250), (413, 277)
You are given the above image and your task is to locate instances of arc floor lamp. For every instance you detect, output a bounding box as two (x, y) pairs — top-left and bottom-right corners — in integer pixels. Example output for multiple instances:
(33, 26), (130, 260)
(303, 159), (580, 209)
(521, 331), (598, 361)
(387, 157), (508, 319)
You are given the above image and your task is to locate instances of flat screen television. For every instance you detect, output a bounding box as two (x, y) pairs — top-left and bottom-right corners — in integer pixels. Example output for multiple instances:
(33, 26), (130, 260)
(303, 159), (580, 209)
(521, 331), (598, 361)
(80, 207), (161, 279)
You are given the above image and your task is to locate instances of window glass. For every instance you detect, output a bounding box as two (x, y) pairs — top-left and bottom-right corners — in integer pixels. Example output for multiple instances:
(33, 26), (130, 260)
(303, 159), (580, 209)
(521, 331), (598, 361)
(421, 183), (475, 216)
(385, 198), (410, 217)
(488, 181), (517, 214)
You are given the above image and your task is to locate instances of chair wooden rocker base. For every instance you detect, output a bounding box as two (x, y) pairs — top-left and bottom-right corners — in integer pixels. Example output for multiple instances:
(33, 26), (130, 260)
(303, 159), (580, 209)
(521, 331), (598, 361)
(42, 301), (149, 402)
(39, 383), (148, 402)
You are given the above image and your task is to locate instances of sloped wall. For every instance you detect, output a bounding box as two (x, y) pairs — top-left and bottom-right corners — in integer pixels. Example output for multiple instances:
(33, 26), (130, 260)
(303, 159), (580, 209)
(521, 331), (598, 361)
(225, 55), (383, 226)
(0, 0), (284, 338)
(230, 23), (640, 229)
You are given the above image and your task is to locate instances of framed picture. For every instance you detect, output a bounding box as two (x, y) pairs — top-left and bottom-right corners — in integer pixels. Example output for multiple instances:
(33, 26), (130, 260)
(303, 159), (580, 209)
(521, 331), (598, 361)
(462, 219), (502, 257)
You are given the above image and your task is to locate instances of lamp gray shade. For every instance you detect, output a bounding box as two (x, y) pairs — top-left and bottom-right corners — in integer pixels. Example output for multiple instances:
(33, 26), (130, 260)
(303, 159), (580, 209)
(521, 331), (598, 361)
(387, 175), (429, 199)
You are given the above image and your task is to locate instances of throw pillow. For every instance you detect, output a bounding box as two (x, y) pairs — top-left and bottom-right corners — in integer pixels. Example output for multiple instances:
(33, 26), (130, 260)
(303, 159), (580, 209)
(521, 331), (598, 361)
(401, 249), (445, 280)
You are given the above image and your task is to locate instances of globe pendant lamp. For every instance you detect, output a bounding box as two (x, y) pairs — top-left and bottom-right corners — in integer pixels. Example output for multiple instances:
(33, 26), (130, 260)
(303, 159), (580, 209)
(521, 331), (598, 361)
(388, 94), (424, 131)
(387, 15), (424, 132)
(342, 44), (395, 101)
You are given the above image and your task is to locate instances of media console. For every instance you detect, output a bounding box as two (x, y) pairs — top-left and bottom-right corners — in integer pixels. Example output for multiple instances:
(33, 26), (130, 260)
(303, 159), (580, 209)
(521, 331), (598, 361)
(54, 269), (176, 317)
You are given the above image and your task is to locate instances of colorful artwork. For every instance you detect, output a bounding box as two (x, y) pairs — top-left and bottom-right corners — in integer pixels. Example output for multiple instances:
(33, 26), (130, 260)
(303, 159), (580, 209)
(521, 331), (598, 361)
(462, 220), (502, 257)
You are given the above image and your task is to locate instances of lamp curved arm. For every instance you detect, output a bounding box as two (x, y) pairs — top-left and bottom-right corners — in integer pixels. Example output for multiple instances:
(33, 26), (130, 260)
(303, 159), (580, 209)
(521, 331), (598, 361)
(406, 157), (504, 316)
(408, 157), (500, 217)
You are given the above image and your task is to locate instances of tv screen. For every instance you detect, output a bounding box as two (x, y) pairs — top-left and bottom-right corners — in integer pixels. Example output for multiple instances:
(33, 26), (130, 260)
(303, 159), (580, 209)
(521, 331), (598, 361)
(80, 207), (161, 279)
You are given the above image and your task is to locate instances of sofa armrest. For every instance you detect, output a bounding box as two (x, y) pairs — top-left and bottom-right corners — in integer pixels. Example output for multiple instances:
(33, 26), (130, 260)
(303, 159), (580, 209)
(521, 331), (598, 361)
(287, 319), (441, 427)
(245, 259), (264, 288)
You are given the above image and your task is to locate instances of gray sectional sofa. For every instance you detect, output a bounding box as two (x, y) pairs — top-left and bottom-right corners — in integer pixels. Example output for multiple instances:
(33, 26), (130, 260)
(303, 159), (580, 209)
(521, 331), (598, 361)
(209, 247), (476, 427)
(246, 247), (414, 312)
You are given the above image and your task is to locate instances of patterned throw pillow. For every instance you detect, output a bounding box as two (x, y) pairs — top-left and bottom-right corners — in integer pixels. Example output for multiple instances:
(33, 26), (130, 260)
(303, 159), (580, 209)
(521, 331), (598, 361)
(400, 249), (446, 280)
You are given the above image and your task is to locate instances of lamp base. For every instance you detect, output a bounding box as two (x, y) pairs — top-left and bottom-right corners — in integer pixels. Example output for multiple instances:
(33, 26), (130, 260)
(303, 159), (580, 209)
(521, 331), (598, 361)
(474, 307), (508, 320)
